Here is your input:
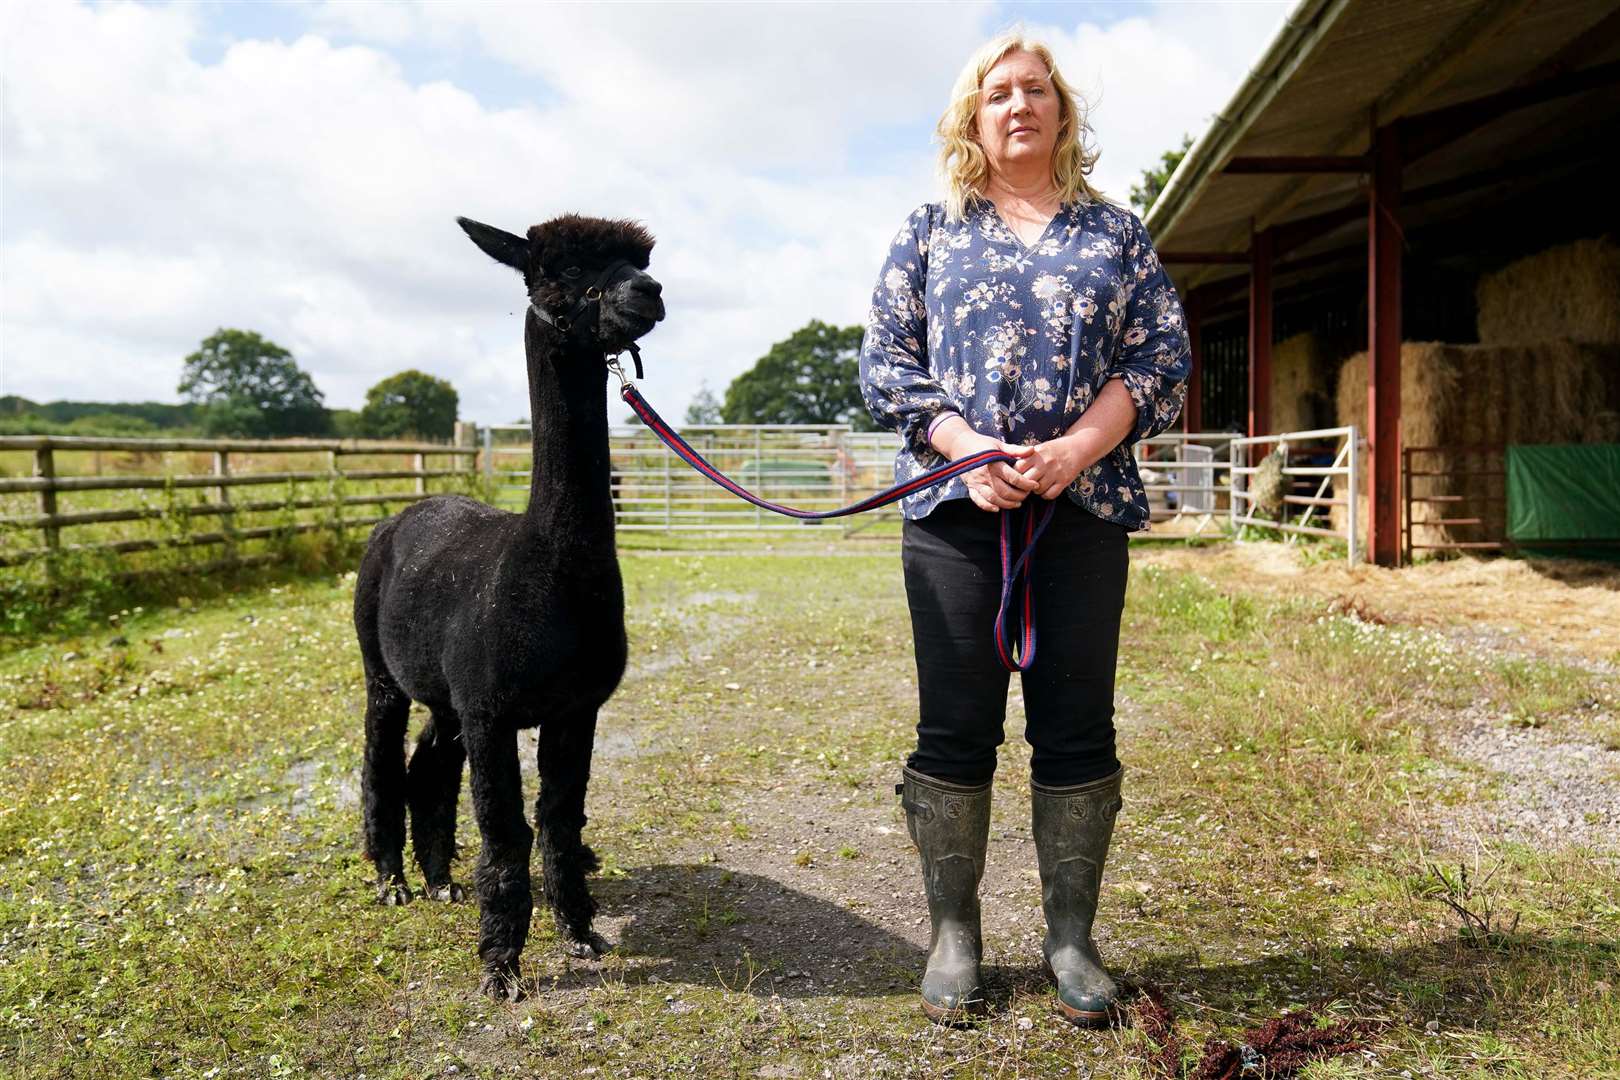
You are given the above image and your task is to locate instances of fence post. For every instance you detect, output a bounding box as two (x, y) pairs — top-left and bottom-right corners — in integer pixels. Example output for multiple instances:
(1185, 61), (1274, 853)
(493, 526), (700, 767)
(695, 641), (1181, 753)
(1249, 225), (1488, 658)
(36, 445), (59, 577)
(214, 449), (236, 563)
(838, 430), (850, 538)
(662, 444), (672, 533)
(1400, 444), (1411, 568)
(329, 449), (343, 539)
(1347, 427), (1359, 566)
(1227, 439), (1238, 536)
(453, 422), (476, 490)
(754, 429), (763, 529)
(482, 427), (494, 483)
(413, 451), (426, 496)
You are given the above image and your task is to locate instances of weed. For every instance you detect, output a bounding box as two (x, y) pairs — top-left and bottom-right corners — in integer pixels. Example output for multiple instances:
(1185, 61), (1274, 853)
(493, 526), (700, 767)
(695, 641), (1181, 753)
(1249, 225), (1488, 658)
(1418, 855), (1522, 946)
(1492, 658), (1597, 728)
(1295, 538), (1350, 568)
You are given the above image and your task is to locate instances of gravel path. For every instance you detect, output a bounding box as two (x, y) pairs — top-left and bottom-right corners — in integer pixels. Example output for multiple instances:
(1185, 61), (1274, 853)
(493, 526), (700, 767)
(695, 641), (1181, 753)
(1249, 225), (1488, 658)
(1433, 706), (1620, 854)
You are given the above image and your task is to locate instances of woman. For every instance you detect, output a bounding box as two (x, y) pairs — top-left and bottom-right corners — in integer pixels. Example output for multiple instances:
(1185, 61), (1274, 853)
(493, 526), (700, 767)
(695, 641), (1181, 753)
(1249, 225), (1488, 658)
(858, 33), (1190, 1026)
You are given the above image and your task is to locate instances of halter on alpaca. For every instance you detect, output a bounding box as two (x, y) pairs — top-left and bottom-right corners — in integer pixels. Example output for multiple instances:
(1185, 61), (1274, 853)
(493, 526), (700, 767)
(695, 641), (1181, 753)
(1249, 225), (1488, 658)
(529, 260), (646, 380)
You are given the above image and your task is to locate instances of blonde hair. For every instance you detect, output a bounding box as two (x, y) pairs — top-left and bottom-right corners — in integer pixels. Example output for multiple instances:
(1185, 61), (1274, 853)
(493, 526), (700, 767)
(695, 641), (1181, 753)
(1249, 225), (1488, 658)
(936, 32), (1104, 222)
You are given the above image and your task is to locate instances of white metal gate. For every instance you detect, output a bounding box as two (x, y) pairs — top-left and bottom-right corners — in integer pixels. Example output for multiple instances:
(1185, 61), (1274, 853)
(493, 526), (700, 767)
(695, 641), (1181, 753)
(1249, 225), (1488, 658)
(1227, 426), (1361, 564)
(483, 423), (889, 534)
(1133, 432), (1235, 535)
(480, 422), (1360, 560)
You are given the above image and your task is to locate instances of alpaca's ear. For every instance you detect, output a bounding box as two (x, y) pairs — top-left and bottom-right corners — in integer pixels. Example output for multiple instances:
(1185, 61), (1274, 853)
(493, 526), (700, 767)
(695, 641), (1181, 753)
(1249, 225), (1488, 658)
(457, 217), (528, 273)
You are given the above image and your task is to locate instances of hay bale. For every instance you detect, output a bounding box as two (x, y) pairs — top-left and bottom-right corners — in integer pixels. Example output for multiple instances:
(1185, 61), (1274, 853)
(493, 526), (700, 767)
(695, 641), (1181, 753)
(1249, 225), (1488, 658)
(1250, 448), (1287, 521)
(1477, 237), (1620, 347)
(1271, 332), (1334, 434)
(1332, 341), (1620, 552)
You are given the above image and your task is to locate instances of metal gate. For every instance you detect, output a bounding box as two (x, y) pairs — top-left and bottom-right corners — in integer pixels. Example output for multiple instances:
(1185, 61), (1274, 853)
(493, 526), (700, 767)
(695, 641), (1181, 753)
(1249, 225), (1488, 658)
(480, 421), (1359, 560)
(484, 423), (877, 534)
(1228, 426), (1360, 564)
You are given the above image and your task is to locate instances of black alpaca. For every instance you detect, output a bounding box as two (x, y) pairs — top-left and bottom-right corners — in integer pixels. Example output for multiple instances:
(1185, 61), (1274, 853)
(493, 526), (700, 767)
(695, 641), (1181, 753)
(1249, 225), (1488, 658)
(354, 213), (663, 999)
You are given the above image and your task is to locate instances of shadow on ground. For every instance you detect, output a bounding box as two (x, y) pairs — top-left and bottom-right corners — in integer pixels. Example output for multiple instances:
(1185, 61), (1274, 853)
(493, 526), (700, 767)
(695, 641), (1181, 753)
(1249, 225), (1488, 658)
(1126, 932), (1617, 1033)
(524, 865), (1615, 1034)
(529, 863), (921, 998)
(1522, 556), (1620, 589)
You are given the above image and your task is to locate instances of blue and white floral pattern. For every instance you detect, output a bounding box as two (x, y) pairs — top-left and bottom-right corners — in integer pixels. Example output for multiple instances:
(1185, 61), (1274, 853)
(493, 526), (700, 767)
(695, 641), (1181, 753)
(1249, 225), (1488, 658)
(858, 198), (1190, 529)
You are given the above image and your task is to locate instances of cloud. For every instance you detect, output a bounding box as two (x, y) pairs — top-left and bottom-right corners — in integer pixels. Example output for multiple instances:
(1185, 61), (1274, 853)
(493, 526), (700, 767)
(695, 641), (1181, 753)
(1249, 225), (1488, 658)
(307, 1), (999, 172)
(1029, 5), (1290, 202)
(2, 0), (1285, 424)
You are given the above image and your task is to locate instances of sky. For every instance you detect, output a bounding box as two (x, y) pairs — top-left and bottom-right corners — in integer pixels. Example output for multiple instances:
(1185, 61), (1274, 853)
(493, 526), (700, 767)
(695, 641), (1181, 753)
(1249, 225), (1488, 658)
(1, 0), (1292, 426)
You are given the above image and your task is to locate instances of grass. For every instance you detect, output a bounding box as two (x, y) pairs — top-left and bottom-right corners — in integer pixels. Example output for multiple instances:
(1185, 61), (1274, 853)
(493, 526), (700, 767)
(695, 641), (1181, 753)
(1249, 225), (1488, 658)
(0, 550), (1615, 1078)
(1490, 658), (1602, 729)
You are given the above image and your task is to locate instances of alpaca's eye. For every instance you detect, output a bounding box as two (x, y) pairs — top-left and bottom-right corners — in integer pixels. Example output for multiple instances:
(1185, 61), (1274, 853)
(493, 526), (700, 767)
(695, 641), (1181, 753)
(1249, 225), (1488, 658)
(563, 266), (583, 279)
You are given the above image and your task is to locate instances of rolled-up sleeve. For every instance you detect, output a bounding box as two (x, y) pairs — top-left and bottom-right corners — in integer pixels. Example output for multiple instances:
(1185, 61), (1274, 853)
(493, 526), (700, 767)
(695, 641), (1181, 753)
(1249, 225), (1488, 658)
(1108, 214), (1190, 444)
(859, 208), (955, 454)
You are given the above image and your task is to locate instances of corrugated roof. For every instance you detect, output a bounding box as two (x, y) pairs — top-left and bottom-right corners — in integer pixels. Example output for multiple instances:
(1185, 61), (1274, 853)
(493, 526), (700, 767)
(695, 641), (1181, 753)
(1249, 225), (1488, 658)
(1145, 0), (1620, 291)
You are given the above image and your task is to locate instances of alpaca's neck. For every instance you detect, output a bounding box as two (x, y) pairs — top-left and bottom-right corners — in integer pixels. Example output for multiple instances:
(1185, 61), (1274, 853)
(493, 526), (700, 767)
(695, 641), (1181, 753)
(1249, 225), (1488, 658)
(521, 314), (616, 548)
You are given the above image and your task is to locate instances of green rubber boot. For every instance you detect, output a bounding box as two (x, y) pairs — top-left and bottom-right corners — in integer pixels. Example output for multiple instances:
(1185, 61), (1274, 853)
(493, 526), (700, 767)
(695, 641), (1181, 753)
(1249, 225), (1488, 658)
(899, 766), (992, 1023)
(1032, 768), (1124, 1027)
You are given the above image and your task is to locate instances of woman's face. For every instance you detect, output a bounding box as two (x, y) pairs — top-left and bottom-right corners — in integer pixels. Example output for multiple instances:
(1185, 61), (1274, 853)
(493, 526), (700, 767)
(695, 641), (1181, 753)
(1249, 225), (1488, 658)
(975, 50), (1061, 179)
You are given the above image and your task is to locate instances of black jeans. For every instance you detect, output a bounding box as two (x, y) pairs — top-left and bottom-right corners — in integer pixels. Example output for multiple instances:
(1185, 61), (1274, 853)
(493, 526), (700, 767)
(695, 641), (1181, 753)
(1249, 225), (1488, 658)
(902, 497), (1130, 788)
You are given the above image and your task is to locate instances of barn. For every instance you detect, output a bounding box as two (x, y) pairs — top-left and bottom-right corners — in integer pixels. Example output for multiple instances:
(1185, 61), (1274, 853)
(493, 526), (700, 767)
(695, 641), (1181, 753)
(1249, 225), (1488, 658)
(1147, 0), (1620, 565)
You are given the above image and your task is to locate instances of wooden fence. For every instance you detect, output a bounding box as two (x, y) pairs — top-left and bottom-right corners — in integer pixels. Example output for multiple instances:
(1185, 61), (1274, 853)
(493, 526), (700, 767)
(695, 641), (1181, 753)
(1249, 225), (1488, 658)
(0, 434), (479, 573)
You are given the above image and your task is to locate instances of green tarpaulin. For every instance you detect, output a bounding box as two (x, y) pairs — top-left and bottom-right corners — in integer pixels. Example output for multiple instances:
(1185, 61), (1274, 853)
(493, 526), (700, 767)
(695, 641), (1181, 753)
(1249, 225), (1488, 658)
(1506, 444), (1620, 561)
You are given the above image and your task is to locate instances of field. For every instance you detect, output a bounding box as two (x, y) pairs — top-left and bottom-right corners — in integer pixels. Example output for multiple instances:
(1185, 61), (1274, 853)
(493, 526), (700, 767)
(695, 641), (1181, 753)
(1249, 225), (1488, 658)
(1, 542), (1617, 1078)
(0, 442), (480, 596)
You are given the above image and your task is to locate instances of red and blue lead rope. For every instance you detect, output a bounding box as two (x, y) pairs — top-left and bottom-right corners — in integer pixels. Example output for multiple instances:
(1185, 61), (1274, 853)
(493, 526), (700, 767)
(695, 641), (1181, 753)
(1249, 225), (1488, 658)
(994, 495), (1056, 671)
(621, 382), (1056, 672)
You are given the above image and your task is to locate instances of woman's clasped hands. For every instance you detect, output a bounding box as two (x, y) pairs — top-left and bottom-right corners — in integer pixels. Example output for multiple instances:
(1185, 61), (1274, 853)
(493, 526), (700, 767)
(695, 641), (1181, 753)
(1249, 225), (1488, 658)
(932, 415), (1089, 512)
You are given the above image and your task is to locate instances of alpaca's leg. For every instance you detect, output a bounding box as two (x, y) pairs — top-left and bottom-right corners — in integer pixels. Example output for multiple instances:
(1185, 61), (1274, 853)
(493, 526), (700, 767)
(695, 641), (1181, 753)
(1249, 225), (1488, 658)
(361, 673), (412, 905)
(464, 720), (534, 1001)
(407, 710), (467, 901)
(536, 710), (609, 958)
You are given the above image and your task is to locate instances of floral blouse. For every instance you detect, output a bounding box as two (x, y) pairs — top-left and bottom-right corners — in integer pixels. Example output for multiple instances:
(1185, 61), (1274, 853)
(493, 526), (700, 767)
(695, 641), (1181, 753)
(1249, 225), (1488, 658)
(858, 197), (1190, 529)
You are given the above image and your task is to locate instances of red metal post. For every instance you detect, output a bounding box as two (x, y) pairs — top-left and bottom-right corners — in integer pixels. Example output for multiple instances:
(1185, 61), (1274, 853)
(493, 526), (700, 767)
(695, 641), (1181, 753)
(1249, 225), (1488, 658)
(1247, 227), (1273, 443)
(1183, 288), (1203, 433)
(1367, 123), (1403, 566)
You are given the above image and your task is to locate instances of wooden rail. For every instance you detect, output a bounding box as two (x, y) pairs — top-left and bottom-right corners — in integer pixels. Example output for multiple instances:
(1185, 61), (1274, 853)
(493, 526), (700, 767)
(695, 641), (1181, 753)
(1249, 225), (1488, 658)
(0, 434), (478, 573)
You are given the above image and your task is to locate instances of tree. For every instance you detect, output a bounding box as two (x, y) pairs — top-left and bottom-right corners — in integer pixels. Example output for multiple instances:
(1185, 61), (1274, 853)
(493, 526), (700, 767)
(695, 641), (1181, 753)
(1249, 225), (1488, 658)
(1129, 133), (1194, 214)
(178, 329), (330, 437)
(684, 381), (723, 426)
(329, 409), (364, 439)
(358, 369), (459, 440)
(721, 320), (876, 429)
